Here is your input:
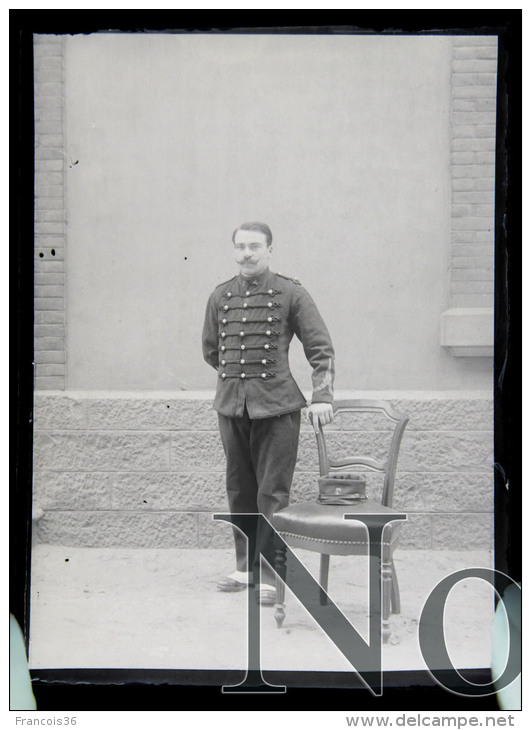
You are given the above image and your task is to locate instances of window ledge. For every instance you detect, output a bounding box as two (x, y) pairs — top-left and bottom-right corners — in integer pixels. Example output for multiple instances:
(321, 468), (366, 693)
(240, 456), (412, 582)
(440, 308), (493, 357)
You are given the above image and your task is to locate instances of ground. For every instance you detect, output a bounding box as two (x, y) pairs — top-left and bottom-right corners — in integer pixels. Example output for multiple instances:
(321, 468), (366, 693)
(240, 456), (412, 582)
(29, 546), (494, 675)
(30, 545), (493, 671)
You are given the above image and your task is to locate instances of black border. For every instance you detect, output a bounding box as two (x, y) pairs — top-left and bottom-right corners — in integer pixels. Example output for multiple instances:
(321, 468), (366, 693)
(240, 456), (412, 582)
(29, 670), (499, 711)
(11, 10), (522, 712)
(11, 12), (35, 652)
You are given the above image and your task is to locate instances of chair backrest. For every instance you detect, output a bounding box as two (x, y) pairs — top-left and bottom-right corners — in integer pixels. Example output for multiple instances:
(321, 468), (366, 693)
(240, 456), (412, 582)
(315, 399), (409, 507)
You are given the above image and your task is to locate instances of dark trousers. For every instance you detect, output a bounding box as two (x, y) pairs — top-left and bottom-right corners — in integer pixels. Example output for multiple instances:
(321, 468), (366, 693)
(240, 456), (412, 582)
(218, 407), (301, 584)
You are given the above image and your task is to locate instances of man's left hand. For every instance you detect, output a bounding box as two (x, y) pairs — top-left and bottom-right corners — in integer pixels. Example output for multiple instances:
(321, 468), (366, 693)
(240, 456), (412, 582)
(307, 403), (334, 433)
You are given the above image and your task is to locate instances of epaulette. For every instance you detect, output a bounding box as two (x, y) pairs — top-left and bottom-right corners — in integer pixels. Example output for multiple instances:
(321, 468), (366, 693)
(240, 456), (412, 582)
(275, 272), (301, 285)
(214, 275), (238, 290)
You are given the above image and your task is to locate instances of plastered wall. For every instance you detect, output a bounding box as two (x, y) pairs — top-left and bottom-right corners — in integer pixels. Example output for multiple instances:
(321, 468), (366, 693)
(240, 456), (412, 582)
(55, 33), (493, 392)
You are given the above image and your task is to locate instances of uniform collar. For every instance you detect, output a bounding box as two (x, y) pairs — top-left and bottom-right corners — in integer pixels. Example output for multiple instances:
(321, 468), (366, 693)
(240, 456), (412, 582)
(237, 267), (271, 290)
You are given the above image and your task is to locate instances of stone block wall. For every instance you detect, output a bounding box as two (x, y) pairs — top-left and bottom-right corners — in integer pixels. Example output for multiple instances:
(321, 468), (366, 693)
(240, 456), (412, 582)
(32, 392), (493, 551)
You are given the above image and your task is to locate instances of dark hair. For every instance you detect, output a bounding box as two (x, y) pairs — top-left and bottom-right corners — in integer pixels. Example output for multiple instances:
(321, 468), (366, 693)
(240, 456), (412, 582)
(232, 222), (273, 247)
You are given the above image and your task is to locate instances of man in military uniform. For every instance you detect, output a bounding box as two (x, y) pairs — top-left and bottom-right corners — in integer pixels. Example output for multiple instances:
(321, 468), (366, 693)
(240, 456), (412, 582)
(202, 222), (335, 605)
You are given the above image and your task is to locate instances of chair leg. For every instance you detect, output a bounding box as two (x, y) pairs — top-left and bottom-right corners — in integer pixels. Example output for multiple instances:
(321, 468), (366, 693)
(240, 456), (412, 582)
(390, 560), (400, 615)
(380, 557), (392, 644)
(274, 544), (287, 628)
(319, 554), (330, 606)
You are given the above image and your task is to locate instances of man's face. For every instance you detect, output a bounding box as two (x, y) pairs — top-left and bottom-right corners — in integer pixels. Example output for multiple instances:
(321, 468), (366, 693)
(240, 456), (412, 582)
(233, 229), (272, 278)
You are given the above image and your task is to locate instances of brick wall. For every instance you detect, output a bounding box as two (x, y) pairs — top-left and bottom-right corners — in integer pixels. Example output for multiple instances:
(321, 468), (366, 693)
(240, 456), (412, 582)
(34, 35), (66, 390)
(440, 36), (497, 357)
(450, 36), (497, 309)
(32, 392), (493, 551)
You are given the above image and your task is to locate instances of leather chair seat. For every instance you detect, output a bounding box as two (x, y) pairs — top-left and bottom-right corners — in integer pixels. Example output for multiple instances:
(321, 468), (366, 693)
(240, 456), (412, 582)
(272, 500), (402, 556)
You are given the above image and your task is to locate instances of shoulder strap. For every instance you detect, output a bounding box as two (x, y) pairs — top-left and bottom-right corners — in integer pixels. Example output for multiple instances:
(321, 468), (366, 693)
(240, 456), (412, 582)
(275, 272), (301, 285)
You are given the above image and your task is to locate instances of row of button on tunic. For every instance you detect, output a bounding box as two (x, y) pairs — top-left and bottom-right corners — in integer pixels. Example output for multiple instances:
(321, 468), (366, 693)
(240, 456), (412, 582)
(217, 287), (281, 381)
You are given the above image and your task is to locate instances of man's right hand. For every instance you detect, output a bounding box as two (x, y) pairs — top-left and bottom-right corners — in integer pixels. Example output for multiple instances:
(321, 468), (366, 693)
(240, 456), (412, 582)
(307, 403), (334, 434)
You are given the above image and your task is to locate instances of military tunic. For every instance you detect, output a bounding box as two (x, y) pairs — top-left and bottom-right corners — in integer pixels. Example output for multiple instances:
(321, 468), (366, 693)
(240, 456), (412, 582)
(202, 267), (335, 581)
(202, 268), (335, 415)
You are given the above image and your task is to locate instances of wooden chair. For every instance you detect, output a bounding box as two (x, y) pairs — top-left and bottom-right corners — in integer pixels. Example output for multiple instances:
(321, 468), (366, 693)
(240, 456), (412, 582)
(271, 399), (409, 642)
